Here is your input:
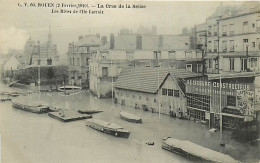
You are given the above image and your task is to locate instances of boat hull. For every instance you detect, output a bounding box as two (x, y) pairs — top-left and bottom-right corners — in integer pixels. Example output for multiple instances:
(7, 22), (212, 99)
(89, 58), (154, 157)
(12, 101), (49, 114)
(86, 119), (130, 138)
(120, 113), (142, 123)
(78, 110), (103, 114)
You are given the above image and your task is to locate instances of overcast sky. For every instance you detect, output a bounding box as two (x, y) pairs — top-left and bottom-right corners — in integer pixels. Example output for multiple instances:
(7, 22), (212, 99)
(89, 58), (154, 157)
(0, 0), (244, 57)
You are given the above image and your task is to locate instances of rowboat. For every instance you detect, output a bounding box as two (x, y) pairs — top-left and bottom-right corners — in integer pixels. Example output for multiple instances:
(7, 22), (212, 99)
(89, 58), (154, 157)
(162, 137), (238, 163)
(78, 109), (103, 114)
(12, 101), (51, 114)
(119, 111), (142, 123)
(86, 119), (130, 138)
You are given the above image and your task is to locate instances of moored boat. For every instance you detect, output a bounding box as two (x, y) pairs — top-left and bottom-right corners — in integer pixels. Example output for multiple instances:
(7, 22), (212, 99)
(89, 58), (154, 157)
(12, 101), (51, 114)
(58, 86), (82, 92)
(86, 119), (130, 138)
(120, 111), (142, 123)
(162, 137), (238, 163)
(78, 109), (103, 114)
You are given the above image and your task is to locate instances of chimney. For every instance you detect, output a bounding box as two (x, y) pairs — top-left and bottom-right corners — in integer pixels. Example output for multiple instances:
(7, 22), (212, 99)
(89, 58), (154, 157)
(110, 33), (114, 49)
(136, 35), (142, 50)
(96, 33), (100, 39)
(79, 35), (83, 40)
(101, 36), (107, 45)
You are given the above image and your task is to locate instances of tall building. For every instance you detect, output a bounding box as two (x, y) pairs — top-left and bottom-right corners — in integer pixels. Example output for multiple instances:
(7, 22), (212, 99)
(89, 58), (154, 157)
(67, 35), (101, 87)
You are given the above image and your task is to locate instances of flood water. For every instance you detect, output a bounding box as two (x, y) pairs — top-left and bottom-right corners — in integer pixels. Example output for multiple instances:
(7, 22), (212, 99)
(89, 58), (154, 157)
(0, 86), (259, 163)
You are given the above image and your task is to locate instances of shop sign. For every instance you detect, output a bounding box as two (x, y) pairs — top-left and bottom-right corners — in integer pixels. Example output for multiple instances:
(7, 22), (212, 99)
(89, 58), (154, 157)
(237, 90), (254, 117)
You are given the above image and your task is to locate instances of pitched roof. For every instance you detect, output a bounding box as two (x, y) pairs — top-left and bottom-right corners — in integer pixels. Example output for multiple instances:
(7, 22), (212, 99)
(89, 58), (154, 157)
(115, 67), (199, 93)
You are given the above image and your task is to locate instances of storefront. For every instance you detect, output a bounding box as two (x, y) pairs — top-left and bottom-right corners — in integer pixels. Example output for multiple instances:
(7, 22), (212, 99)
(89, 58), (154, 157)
(185, 72), (258, 130)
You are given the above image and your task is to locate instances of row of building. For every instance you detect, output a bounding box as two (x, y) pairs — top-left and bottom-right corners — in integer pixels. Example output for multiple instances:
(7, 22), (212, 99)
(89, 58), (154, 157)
(66, 2), (260, 131)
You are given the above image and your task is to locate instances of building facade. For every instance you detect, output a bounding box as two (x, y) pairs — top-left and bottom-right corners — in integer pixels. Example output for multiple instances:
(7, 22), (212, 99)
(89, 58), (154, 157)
(67, 35), (101, 87)
(89, 50), (203, 98)
(114, 68), (199, 116)
(186, 72), (259, 130)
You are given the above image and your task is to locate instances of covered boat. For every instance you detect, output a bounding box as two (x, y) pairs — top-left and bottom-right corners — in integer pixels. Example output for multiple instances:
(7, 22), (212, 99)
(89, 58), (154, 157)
(86, 119), (130, 138)
(78, 109), (103, 114)
(120, 111), (142, 123)
(162, 137), (238, 163)
(12, 101), (51, 114)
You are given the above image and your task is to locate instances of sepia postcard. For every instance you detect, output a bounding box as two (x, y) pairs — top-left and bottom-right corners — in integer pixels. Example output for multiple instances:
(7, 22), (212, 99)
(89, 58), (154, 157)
(0, 0), (260, 163)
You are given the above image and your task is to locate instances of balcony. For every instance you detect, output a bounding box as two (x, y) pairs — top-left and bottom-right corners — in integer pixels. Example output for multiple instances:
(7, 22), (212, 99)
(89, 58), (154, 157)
(214, 49), (217, 52)
(230, 47), (234, 52)
(206, 68), (219, 74)
(222, 32), (227, 36)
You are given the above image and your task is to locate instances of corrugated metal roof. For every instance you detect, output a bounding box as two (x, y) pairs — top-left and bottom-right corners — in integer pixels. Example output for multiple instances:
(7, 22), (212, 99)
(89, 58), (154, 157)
(115, 67), (199, 93)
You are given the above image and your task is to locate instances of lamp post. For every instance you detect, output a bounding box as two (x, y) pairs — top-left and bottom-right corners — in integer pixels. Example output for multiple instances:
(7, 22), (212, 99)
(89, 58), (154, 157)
(37, 40), (41, 94)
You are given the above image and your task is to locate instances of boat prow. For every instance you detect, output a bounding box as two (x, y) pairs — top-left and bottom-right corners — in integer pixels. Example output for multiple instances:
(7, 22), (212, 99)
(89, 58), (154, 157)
(86, 119), (130, 138)
(119, 111), (142, 123)
(162, 137), (239, 163)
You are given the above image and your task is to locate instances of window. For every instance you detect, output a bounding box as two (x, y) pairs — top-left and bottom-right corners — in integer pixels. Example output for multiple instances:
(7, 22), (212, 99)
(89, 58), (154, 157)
(77, 58), (80, 66)
(227, 95), (236, 107)
(252, 42), (256, 48)
(186, 64), (192, 72)
(222, 25), (227, 36)
(197, 64), (202, 73)
(174, 90), (180, 97)
(257, 20), (260, 32)
(243, 21), (248, 25)
(187, 93), (210, 111)
(214, 40), (218, 52)
(208, 59), (213, 68)
(250, 58), (257, 68)
(126, 94), (129, 97)
(222, 41), (227, 52)
(70, 58), (72, 65)
(243, 39), (248, 43)
(230, 40), (234, 52)
(213, 25), (217, 36)
(102, 67), (108, 76)
(252, 23), (255, 28)
(121, 92), (123, 96)
(241, 58), (247, 71)
(168, 89), (173, 96)
(139, 96), (141, 100)
(208, 26), (212, 36)
(154, 99), (157, 103)
(146, 97), (149, 101)
(86, 58), (89, 66)
(73, 58), (75, 66)
(230, 24), (234, 35)
(243, 21), (249, 33)
(133, 95), (135, 98)
(229, 58), (234, 70)
(162, 88), (167, 95)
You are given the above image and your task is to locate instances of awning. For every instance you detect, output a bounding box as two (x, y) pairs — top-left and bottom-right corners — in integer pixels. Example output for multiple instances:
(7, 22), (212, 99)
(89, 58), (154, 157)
(207, 71), (260, 80)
